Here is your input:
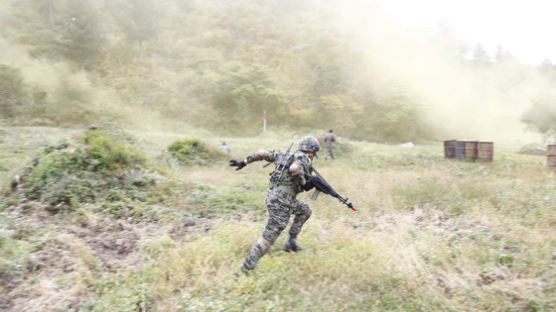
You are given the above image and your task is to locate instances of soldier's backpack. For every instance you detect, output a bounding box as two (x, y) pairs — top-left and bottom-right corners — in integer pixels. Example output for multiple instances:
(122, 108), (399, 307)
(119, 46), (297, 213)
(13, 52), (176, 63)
(271, 143), (294, 183)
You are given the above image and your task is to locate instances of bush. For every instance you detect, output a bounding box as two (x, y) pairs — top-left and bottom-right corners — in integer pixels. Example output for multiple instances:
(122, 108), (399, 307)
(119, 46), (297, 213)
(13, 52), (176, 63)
(167, 138), (223, 165)
(13, 130), (161, 215)
(83, 130), (141, 171)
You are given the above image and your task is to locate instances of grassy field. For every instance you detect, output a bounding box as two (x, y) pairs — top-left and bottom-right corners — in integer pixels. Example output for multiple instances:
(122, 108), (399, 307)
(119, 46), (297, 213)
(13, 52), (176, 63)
(0, 126), (554, 312)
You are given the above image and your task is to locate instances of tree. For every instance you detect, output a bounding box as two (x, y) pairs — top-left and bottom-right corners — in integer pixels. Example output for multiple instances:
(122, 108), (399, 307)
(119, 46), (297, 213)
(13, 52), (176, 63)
(109, 0), (161, 60)
(356, 81), (433, 143)
(495, 44), (515, 63)
(472, 43), (490, 66)
(7, 0), (59, 58)
(206, 62), (288, 135)
(57, 0), (104, 69)
(0, 65), (27, 118)
(316, 94), (362, 137)
(7, 0), (105, 69)
(521, 98), (556, 141)
(538, 59), (556, 81)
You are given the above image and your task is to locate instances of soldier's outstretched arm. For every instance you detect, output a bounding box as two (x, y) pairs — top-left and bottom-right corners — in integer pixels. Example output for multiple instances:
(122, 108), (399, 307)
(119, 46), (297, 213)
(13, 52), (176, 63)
(229, 150), (277, 170)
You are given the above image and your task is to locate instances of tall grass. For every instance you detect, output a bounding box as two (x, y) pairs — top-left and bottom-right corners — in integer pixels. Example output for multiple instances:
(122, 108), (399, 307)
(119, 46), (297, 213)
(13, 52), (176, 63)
(85, 139), (555, 311)
(1, 128), (554, 311)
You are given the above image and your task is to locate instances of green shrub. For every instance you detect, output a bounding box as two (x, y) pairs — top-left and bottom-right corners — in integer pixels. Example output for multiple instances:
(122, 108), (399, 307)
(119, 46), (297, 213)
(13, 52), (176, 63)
(84, 130), (138, 171)
(12, 130), (163, 215)
(167, 138), (223, 165)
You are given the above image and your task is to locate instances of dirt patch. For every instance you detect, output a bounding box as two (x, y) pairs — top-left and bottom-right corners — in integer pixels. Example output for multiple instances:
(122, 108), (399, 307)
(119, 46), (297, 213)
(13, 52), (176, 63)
(1, 237), (79, 311)
(170, 215), (214, 239)
(72, 222), (139, 271)
(477, 271), (507, 286)
(0, 211), (144, 309)
(0, 272), (24, 311)
(85, 230), (138, 265)
(24, 238), (76, 273)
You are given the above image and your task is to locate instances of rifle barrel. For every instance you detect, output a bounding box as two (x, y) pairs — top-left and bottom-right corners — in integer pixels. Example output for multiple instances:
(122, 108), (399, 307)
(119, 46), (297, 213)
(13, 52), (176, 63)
(310, 167), (356, 212)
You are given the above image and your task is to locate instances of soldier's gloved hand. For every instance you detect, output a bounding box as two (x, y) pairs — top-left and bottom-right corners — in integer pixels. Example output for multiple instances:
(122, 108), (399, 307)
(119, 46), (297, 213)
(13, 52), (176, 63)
(302, 175), (316, 191)
(229, 160), (246, 170)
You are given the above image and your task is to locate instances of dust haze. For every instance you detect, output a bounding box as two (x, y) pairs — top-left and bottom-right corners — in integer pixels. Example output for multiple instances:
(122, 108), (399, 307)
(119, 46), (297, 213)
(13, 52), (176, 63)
(327, 1), (547, 143)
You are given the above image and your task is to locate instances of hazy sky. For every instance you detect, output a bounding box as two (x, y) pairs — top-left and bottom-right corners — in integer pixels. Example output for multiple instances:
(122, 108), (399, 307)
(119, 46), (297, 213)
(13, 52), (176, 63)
(374, 0), (555, 65)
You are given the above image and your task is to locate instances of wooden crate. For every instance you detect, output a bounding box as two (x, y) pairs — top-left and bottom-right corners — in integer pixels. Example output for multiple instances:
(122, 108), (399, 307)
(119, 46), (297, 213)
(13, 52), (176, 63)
(444, 140), (456, 158)
(463, 140), (477, 161)
(477, 141), (493, 162)
(456, 140), (465, 160)
(548, 144), (556, 167)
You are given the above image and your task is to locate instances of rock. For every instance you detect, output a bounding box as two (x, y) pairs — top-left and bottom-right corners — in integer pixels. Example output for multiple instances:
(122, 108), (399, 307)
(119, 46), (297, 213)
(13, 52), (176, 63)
(518, 143), (546, 155)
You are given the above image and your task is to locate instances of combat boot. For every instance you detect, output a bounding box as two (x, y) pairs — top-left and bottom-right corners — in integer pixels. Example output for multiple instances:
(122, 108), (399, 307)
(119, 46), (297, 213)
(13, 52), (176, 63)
(284, 237), (303, 252)
(234, 264), (250, 279)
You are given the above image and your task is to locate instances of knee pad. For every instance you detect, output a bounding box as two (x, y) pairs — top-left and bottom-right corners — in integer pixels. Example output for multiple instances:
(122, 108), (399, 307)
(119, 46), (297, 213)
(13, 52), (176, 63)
(300, 209), (312, 220)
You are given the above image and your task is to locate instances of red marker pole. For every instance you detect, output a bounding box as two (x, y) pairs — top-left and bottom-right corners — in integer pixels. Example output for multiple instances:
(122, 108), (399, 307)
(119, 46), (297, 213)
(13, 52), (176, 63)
(263, 111), (267, 133)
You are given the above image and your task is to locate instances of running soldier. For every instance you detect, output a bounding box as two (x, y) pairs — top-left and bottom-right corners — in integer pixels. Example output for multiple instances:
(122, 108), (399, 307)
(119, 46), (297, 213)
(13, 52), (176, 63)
(229, 136), (321, 276)
(324, 129), (336, 160)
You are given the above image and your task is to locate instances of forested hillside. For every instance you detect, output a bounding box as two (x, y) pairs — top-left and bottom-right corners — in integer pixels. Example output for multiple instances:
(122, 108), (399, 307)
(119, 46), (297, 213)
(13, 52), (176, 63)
(1, 0), (555, 143)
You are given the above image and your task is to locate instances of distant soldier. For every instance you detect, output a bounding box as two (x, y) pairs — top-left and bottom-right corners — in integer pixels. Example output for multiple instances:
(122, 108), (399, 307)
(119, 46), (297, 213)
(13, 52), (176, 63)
(220, 141), (231, 154)
(229, 135), (321, 276)
(324, 129), (336, 160)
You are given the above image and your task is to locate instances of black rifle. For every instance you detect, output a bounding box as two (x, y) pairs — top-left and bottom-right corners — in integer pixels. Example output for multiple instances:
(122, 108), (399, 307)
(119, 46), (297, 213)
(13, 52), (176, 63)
(305, 167), (356, 211)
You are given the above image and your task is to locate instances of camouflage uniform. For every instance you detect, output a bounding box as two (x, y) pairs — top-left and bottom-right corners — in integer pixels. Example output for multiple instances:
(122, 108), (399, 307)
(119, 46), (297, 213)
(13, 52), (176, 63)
(242, 150), (312, 270)
(232, 136), (320, 274)
(324, 132), (336, 160)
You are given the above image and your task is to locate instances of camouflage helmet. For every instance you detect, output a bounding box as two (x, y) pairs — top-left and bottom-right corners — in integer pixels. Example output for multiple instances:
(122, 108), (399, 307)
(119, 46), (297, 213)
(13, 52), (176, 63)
(298, 135), (320, 153)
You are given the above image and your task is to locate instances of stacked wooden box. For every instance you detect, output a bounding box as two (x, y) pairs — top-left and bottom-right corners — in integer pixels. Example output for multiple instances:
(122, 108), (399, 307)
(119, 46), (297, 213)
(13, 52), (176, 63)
(548, 144), (556, 167)
(444, 140), (493, 162)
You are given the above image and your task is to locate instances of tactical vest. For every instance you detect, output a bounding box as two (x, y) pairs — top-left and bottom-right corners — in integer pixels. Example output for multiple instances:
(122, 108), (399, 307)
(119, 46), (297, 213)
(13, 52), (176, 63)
(270, 151), (294, 182)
